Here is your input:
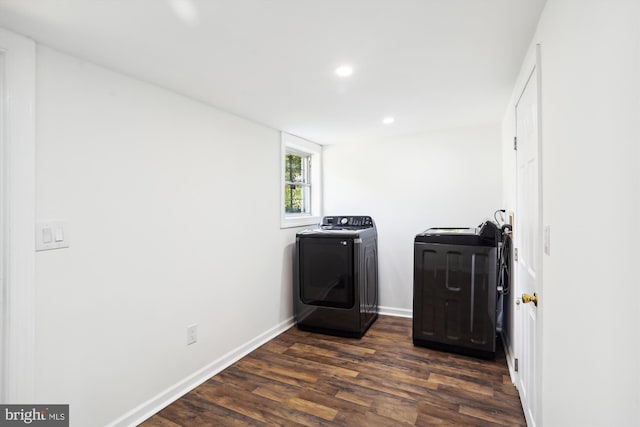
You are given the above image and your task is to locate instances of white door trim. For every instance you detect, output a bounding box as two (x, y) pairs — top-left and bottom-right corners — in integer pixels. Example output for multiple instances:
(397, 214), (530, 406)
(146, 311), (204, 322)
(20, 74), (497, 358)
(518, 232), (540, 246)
(532, 43), (544, 427)
(513, 43), (543, 427)
(0, 27), (36, 403)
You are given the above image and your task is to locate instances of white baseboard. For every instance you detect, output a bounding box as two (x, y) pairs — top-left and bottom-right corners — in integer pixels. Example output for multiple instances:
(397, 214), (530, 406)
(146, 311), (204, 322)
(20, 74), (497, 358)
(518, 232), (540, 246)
(501, 330), (517, 385)
(110, 308), (411, 426)
(378, 306), (413, 318)
(108, 316), (295, 427)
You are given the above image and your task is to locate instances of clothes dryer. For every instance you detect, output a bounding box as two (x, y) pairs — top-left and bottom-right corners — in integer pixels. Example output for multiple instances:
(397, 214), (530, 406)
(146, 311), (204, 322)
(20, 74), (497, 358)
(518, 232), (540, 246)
(294, 216), (378, 337)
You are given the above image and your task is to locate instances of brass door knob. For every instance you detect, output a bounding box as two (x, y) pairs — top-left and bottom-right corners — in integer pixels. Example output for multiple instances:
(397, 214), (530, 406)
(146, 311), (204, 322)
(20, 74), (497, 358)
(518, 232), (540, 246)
(522, 292), (538, 306)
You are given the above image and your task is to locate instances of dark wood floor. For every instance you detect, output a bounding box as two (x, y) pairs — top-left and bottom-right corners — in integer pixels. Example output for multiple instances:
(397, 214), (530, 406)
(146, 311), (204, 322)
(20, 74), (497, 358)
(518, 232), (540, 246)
(141, 316), (525, 426)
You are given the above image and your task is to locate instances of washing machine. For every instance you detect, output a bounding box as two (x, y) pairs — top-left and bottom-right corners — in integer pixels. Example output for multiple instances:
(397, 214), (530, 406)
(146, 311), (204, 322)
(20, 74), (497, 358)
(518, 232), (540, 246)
(413, 222), (499, 359)
(294, 215), (378, 338)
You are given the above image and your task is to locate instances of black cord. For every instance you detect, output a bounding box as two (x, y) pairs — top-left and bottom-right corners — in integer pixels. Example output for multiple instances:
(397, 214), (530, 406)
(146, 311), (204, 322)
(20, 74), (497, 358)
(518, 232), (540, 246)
(498, 229), (512, 295)
(490, 210), (511, 295)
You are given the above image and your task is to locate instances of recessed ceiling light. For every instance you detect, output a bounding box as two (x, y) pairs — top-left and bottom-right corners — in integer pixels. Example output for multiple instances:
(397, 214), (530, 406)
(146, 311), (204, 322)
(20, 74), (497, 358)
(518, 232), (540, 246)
(168, 0), (199, 25)
(382, 117), (395, 125)
(335, 66), (354, 77)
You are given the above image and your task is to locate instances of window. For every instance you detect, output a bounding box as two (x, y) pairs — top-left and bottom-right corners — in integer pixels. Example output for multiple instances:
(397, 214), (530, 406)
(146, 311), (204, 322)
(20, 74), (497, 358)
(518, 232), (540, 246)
(281, 132), (322, 228)
(284, 152), (310, 214)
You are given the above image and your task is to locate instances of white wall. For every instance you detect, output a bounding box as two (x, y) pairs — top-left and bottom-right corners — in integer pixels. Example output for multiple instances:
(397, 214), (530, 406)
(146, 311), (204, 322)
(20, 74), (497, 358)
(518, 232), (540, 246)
(34, 46), (300, 426)
(323, 125), (502, 312)
(503, 0), (640, 425)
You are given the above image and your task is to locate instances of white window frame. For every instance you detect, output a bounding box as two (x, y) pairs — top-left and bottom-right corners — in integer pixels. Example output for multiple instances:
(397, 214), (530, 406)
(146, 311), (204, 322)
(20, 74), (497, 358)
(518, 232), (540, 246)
(280, 132), (322, 228)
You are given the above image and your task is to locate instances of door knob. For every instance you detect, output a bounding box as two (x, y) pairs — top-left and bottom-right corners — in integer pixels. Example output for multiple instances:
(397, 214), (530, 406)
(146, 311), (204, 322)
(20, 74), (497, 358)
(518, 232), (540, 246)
(522, 292), (538, 306)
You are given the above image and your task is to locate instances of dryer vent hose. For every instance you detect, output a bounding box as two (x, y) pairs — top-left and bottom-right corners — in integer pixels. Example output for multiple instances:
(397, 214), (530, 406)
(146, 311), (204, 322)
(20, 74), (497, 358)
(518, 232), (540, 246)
(498, 224), (512, 296)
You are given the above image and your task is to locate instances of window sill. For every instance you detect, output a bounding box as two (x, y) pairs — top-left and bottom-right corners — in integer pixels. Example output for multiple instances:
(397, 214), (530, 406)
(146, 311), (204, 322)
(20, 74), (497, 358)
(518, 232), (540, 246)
(280, 215), (320, 229)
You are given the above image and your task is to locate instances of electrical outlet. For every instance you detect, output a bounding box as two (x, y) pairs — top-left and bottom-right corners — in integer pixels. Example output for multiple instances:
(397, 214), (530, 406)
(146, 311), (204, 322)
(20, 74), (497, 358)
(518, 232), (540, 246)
(187, 324), (197, 345)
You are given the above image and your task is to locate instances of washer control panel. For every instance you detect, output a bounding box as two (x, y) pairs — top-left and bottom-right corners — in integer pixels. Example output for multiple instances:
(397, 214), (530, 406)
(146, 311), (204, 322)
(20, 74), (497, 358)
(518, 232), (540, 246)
(321, 216), (374, 229)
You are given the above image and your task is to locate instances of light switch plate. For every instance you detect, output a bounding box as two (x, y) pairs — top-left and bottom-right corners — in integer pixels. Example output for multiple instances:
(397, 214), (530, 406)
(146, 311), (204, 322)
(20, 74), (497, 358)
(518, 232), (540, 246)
(544, 225), (550, 255)
(36, 220), (70, 251)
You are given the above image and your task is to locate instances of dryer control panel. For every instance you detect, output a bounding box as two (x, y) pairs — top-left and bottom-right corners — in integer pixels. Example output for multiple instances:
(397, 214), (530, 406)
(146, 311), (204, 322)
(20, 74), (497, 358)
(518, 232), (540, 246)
(321, 216), (374, 229)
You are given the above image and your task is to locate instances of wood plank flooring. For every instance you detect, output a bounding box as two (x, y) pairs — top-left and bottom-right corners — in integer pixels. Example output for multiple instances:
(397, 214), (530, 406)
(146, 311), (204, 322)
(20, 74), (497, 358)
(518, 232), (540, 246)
(140, 316), (525, 426)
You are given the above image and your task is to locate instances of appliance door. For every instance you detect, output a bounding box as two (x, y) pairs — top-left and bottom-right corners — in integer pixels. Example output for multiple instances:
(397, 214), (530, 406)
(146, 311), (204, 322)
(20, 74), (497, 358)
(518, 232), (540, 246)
(361, 237), (378, 312)
(413, 242), (497, 355)
(299, 237), (354, 309)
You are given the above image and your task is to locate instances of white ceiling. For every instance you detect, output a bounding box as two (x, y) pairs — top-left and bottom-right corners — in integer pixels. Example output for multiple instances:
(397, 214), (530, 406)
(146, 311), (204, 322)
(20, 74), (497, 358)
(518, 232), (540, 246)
(0, 0), (545, 145)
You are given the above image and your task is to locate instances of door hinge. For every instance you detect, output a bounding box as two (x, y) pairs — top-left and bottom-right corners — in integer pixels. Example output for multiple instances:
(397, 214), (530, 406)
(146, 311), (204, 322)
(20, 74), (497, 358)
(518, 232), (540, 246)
(514, 247), (518, 262)
(513, 136), (518, 151)
(515, 358), (519, 372)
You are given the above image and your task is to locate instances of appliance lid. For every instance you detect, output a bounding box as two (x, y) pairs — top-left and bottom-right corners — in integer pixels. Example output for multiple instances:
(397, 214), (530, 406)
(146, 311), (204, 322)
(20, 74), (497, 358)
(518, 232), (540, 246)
(297, 215), (376, 238)
(424, 227), (477, 235)
(415, 227), (496, 246)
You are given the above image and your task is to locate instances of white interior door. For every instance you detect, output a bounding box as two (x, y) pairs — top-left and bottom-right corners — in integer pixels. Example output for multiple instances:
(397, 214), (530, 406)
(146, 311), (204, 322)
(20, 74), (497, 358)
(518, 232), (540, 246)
(515, 47), (542, 427)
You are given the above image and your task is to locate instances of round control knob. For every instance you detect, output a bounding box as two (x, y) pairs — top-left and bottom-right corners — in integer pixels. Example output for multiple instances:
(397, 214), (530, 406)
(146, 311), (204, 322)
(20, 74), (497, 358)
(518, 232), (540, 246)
(340, 217), (349, 225)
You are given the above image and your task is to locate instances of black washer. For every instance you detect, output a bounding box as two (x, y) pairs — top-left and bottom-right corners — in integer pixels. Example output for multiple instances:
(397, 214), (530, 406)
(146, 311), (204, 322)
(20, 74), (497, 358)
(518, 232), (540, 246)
(413, 225), (499, 359)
